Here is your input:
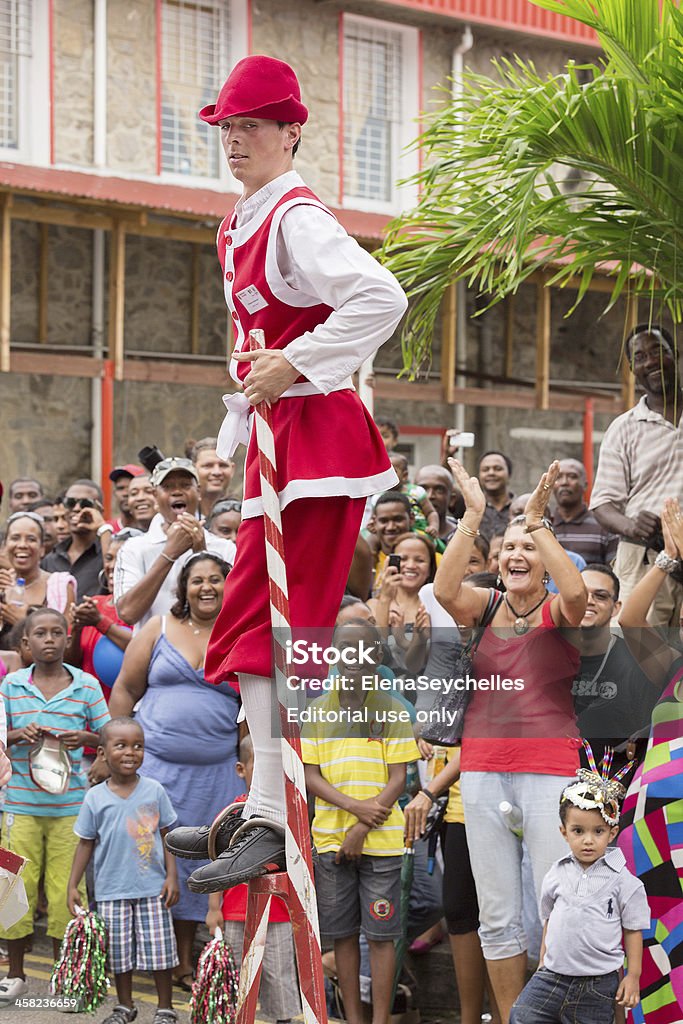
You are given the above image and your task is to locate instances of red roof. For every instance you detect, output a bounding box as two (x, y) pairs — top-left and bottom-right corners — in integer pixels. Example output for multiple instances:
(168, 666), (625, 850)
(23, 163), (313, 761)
(374, 0), (598, 46)
(0, 163), (393, 242)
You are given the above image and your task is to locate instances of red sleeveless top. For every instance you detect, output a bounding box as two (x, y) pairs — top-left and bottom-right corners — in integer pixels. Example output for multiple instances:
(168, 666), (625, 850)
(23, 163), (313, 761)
(461, 598), (581, 776)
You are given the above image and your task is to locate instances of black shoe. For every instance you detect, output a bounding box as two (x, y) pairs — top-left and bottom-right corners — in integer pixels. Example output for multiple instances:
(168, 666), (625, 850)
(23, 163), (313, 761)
(165, 805), (243, 860)
(187, 817), (286, 893)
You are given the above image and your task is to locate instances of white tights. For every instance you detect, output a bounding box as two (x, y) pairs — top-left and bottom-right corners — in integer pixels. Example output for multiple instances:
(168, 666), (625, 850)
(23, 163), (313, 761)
(239, 674), (286, 826)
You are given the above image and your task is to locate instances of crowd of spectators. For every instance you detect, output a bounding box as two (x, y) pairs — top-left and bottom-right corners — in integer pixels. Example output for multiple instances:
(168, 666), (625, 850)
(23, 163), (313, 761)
(0, 324), (680, 1024)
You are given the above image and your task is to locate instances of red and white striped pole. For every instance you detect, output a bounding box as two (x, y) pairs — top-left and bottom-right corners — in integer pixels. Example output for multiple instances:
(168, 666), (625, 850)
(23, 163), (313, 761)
(235, 329), (328, 1024)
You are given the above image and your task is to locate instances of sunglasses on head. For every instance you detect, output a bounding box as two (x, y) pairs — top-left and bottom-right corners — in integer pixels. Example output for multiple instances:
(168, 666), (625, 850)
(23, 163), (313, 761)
(212, 500), (242, 514)
(6, 511), (45, 528)
(64, 497), (97, 511)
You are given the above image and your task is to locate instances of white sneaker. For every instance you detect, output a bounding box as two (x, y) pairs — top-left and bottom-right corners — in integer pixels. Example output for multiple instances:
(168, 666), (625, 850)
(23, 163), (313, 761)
(0, 975), (29, 1004)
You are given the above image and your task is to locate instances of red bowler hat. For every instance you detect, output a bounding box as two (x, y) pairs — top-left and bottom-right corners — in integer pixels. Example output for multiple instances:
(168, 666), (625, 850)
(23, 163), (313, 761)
(199, 55), (308, 126)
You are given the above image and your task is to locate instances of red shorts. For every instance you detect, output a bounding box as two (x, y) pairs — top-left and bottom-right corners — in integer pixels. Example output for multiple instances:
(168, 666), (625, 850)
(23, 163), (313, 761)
(205, 496), (365, 686)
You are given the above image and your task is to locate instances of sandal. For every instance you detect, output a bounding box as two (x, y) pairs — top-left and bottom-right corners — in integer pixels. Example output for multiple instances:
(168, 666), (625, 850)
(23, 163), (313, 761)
(101, 1006), (137, 1024)
(172, 972), (194, 993)
(153, 1012), (178, 1024)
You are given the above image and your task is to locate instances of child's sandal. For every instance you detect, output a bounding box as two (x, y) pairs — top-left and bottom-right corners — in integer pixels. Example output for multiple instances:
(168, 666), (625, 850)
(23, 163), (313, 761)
(101, 1006), (137, 1024)
(153, 1011), (178, 1024)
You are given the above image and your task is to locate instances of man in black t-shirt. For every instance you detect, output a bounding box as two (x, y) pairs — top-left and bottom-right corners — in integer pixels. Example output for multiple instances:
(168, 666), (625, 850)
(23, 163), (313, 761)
(573, 564), (659, 769)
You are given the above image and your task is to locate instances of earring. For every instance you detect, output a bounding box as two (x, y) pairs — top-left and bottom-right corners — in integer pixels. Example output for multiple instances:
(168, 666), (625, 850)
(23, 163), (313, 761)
(543, 571), (550, 585)
(98, 569), (108, 590)
(496, 573), (502, 588)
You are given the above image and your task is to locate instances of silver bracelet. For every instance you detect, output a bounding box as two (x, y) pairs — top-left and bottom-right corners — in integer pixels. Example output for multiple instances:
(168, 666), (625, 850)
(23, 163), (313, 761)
(654, 550), (680, 575)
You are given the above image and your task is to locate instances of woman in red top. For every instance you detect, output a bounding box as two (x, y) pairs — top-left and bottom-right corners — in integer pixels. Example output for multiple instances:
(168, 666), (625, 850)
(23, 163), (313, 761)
(432, 460), (587, 1024)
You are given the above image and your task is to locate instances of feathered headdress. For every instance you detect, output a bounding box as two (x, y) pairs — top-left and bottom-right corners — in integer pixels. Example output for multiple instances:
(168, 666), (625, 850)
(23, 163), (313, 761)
(560, 741), (635, 826)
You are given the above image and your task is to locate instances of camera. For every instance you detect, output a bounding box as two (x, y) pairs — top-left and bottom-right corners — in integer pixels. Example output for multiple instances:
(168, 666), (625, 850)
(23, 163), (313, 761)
(138, 446), (166, 473)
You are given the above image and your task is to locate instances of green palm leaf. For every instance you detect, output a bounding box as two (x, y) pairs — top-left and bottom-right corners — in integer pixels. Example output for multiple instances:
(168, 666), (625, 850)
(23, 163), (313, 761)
(380, 0), (683, 376)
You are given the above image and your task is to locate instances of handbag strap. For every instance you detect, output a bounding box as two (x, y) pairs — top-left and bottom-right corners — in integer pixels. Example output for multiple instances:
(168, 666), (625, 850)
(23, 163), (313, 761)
(464, 589), (503, 657)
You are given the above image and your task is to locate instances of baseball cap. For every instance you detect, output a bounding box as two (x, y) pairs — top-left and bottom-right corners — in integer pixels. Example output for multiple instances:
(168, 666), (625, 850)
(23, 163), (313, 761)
(150, 457), (199, 487)
(109, 464), (146, 482)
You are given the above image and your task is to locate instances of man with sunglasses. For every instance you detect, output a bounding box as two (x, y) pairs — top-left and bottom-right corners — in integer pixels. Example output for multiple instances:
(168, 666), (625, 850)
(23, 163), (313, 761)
(42, 481), (105, 597)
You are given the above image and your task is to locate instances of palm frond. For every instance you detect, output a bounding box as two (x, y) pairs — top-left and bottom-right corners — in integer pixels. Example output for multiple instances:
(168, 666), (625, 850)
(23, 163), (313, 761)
(379, 0), (683, 376)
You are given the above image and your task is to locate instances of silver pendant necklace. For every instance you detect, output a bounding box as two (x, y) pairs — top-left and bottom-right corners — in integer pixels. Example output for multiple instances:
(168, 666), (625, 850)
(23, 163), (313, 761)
(504, 589), (549, 635)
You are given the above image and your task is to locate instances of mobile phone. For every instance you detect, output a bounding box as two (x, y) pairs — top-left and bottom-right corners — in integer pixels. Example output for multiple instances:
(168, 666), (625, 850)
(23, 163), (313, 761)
(445, 430), (475, 447)
(388, 554), (402, 571)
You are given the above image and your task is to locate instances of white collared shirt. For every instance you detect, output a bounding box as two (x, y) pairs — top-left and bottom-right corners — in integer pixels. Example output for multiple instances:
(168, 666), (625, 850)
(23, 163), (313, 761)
(113, 513), (236, 631)
(229, 171), (407, 394)
(541, 845), (650, 976)
(590, 395), (683, 517)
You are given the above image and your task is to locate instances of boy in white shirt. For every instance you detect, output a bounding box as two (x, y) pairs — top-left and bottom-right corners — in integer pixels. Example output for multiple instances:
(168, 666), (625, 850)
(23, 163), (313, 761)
(510, 747), (649, 1024)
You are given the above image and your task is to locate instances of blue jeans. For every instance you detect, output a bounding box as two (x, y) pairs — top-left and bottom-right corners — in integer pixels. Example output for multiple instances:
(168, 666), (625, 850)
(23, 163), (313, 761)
(510, 968), (619, 1024)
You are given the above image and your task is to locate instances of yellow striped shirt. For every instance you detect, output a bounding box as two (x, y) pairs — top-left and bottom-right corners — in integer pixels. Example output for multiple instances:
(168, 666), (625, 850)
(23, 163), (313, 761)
(301, 688), (420, 856)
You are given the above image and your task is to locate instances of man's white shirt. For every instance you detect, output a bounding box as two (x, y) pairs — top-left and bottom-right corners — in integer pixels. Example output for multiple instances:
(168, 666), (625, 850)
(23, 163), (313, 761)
(113, 513), (236, 631)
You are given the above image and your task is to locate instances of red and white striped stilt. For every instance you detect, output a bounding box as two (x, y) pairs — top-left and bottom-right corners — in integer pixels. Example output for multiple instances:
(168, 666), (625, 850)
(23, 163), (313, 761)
(235, 329), (328, 1024)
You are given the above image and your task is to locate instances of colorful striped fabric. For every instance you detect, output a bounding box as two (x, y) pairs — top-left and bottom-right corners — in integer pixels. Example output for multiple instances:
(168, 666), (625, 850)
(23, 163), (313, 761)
(617, 660), (683, 1024)
(1, 665), (110, 816)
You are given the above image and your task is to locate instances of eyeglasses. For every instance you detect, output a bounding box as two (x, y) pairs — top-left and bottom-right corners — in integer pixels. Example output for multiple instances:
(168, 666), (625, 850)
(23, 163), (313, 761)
(587, 589), (615, 603)
(211, 500), (242, 514)
(64, 497), (99, 511)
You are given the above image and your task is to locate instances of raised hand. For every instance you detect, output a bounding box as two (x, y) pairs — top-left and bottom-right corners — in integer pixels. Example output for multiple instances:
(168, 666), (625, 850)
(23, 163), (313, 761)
(661, 498), (683, 557)
(447, 459), (486, 516)
(525, 461), (559, 521)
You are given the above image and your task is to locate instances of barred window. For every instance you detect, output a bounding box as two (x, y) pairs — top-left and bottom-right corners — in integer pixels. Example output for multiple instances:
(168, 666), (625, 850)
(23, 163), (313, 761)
(160, 0), (232, 178)
(343, 18), (404, 205)
(0, 0), (32, 150)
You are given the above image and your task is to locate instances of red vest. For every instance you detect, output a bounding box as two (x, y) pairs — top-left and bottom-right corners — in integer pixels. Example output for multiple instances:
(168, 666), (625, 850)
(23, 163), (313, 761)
(218, 186), (334, 384)
(215, 182), (395, 517)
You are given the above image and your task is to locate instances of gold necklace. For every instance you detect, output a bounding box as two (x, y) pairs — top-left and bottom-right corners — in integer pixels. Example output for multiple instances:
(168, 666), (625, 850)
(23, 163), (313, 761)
(187, 618), (213, 637)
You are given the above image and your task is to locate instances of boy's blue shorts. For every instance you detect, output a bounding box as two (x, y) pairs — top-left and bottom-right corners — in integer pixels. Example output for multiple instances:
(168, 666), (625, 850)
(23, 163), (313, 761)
(314, 852), (402, 942)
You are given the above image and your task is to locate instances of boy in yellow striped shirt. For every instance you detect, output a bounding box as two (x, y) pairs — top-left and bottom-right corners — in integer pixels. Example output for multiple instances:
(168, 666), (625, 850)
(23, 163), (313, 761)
(302, 620), (420, 1024)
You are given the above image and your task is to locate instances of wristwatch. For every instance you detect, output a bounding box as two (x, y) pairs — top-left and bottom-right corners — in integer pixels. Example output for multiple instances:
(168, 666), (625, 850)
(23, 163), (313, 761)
(654, 550), (680, 575)
(97, 523), (114, 538)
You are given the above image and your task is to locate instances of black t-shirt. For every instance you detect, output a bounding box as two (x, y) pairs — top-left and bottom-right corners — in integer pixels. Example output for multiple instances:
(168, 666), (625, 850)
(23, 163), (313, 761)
(573, 634), (659, 769)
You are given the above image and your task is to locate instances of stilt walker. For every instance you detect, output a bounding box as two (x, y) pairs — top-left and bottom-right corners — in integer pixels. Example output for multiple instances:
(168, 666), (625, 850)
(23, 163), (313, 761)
(166, 53), (408, 1023)
(233, 329), (326, 1024)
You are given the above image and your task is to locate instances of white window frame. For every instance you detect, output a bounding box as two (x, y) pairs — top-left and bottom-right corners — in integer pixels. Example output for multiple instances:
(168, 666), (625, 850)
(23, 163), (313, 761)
(0, 0), (50, 166)
(341, 12), (419, 215)
(159, 0), (248, 188)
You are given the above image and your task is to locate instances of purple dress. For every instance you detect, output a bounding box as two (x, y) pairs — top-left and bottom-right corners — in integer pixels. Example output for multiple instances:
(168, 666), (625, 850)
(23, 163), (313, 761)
(136, 623), (244, 921)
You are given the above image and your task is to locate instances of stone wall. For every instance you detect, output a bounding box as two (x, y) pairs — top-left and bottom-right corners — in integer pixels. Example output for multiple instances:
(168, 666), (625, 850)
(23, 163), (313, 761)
(252, 0), (342, 204)
(0, 373), (93, 493)
(53, 0), (94, 167)
(106, 1), (157, 174)
(0, 372), (237, 500)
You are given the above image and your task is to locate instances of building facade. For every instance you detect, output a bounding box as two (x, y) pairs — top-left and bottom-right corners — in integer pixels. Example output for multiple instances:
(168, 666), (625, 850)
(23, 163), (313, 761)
(1, 0), (635, 504)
